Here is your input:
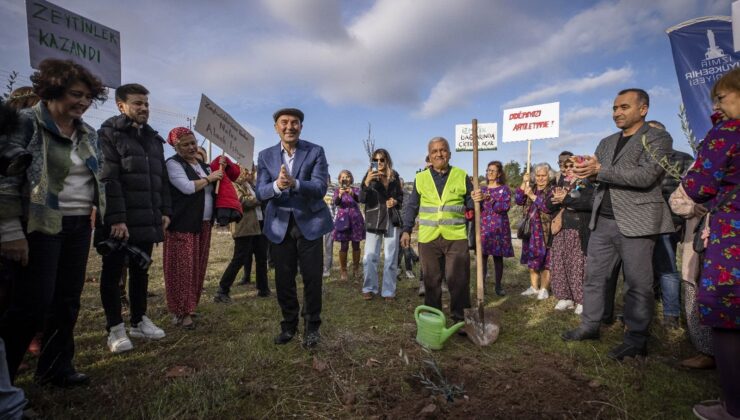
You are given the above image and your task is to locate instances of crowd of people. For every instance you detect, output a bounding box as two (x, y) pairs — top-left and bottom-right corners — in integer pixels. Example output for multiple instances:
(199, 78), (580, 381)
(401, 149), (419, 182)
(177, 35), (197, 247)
(0, 58), (736, 419)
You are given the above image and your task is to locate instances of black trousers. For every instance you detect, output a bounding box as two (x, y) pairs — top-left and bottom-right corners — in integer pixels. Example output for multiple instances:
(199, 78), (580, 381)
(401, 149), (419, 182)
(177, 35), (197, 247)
(240, 231), (269, 291)
(100, 241), (153, 329)
(219, 235), (269, 294)
(0, 215), (90, 382)
(270, 216), (323, 333)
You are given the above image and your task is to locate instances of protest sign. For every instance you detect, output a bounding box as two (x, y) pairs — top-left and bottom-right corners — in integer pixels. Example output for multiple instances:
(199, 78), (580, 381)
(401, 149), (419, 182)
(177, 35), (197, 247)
(26, 0), (121, 87)
(455, 123), (497, 151)
(667, 16), (740, 143)
(194, 94), (254, 168)
(502, 102), (559, 143)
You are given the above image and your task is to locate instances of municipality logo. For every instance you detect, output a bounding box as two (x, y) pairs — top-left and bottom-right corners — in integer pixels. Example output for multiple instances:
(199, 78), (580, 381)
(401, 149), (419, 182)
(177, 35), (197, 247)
(705, 29), (725, 60)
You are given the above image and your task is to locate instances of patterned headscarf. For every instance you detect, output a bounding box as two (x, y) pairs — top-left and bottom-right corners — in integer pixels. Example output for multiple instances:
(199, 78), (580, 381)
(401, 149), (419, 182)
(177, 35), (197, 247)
(167, 127), (194, 147)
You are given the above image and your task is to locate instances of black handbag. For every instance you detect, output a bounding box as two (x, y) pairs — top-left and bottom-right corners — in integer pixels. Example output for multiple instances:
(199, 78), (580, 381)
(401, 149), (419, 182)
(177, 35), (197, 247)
(692, 215), (707, 254)
(517, 214), (532, 240)
(691, 184), (740, 254)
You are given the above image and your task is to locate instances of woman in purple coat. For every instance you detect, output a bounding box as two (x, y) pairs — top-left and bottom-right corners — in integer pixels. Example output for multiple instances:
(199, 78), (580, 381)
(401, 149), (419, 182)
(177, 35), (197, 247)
(515, 163), (554, 300)
(684, 68), (740, 420)
(332, 170), (365, 281)
(480, 161), (514, 296)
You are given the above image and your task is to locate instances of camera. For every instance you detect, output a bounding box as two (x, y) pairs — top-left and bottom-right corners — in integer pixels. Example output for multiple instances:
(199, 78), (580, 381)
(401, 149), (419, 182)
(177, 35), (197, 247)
(95, 238), (152, 270)
(0, 102), (31, 176)
(0, 143), (32, 176)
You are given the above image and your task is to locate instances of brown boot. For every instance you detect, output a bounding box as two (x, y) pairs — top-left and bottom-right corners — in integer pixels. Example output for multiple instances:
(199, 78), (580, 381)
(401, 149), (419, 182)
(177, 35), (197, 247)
(352, 250), (362, 281)
(680, 353), (716, 369)
(339, 251), (348, 281)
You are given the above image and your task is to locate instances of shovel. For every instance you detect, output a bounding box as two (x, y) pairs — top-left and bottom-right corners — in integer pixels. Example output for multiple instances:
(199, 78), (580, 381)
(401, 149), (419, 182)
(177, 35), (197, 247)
(464, 118), (501, 346)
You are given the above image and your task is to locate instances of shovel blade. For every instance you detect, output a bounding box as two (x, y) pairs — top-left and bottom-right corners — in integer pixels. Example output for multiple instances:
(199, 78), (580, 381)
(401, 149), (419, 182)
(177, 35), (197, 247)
(464, 307), (500, 346)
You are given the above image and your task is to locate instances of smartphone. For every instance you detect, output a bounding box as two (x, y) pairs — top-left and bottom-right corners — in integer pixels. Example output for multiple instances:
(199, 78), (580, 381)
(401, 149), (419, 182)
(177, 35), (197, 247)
(371, 161), (379, 172)
(341, 180), (349, 188)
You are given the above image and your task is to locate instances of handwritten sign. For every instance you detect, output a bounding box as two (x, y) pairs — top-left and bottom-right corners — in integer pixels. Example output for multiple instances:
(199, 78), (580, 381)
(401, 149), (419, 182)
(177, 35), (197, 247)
(454, 123), (497, 151)
(502, 102), (559, 142)
(194, 94), (254, 168)
(26, 0), (121, 87)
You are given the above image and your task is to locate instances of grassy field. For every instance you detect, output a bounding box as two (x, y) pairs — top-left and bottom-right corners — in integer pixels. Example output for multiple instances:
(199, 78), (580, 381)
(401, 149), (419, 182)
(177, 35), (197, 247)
(16, 228), (717, 419)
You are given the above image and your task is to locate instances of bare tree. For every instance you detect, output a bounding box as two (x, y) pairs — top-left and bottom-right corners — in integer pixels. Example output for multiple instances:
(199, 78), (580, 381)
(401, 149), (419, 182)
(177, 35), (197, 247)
(362, 123), (375, 160)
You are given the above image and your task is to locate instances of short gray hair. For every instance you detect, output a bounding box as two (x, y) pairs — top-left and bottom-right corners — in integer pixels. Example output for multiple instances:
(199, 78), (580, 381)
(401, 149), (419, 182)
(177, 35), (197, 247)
(428, 136), (450, 152)
(530, 162), (555, 183)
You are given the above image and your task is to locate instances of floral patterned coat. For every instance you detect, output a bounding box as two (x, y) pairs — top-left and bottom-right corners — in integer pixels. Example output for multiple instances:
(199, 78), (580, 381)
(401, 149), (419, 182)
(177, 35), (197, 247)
(682, 119), (739, 329)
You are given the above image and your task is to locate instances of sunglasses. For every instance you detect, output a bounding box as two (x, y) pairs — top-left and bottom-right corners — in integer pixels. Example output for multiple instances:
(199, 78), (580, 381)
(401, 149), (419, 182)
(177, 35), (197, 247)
(372, 158), (386, 163)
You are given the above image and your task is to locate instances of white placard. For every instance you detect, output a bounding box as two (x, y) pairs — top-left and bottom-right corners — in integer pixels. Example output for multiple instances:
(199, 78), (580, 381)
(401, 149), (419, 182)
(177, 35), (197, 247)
(26, 0), (121, 87)
(194, 94), (254, 167)
(454, 123), (497, 151)
(734, 1), (740, 52)
(502, 102), (560, 143)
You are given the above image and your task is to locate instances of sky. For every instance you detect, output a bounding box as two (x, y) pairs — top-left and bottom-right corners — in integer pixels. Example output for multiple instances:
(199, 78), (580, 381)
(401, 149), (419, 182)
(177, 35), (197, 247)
(0, 0), (733, 183)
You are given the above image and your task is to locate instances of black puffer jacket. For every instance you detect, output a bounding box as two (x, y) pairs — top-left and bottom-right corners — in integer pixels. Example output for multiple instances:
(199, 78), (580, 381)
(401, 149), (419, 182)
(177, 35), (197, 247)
(96, 114), (171, 244)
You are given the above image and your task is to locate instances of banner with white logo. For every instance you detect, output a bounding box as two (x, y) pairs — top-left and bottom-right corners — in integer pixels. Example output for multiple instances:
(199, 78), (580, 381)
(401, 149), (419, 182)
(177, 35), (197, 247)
(667, 16), (740, 143)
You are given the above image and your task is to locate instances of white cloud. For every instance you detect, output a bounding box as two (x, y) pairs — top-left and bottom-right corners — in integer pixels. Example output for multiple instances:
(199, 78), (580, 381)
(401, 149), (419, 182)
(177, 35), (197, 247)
(562, 101), (612, 126)
(502, 67), (634, 108)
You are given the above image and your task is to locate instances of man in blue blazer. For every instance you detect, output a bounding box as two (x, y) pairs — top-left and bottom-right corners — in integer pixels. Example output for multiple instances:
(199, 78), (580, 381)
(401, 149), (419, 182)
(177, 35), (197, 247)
(255, 108), (333, 348)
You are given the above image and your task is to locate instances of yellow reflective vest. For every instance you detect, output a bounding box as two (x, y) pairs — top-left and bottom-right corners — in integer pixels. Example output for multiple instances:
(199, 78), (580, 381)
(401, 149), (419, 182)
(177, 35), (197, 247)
(415, 167), (468, 243)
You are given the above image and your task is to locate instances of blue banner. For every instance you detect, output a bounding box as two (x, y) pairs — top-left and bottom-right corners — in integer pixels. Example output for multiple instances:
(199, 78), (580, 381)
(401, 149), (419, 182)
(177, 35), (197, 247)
(667, 17), (740, 144)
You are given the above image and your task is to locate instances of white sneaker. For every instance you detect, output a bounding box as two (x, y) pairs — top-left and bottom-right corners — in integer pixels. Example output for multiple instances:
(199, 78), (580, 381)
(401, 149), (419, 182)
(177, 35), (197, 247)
(521, 286), (539, 296)
(418, 283), (426, 296)
(130, 316), (166, 339)
(537, 288), (549, 300)
(108, 323), (133, 354)
(405, 270), (415, 279)
(322, 270), (331, 278)
(554, 299), (575, 310)
(574, 304), (583, 315)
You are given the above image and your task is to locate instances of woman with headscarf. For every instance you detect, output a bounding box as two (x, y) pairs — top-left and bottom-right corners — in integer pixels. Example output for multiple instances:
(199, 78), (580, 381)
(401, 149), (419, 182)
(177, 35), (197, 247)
(0, 59), (106, 387)
(515, 163), (555, 300)
(359, 149), (403, 300)
(163, 127), (222, 329)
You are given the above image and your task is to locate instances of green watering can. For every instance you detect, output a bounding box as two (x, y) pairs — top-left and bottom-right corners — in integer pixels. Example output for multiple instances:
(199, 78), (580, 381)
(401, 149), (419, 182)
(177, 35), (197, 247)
(415, 305), (465, 350)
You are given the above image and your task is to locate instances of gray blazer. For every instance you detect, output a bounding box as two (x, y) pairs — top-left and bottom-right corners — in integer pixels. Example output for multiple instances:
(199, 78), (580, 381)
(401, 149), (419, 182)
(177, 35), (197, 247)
(589, 122), (675, 237)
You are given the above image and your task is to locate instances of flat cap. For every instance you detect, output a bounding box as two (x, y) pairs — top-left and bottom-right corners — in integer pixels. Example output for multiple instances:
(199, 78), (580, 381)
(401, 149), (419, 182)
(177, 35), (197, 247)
(273, 108), (304, 123)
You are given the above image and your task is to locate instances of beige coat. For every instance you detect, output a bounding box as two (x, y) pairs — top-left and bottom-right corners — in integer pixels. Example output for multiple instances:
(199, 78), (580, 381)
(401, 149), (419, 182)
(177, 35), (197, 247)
(669, 184), (707, 286)
(230, 182), (262, 238)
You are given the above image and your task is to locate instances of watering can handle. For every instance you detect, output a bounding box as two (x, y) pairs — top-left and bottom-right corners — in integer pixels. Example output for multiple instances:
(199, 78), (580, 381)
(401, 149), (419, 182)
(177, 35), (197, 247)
(414, 305), (444, 319)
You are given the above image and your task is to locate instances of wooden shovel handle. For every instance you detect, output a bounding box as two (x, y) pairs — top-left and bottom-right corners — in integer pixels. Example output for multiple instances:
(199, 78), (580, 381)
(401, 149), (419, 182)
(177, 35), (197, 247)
(472, 119), (484, 306)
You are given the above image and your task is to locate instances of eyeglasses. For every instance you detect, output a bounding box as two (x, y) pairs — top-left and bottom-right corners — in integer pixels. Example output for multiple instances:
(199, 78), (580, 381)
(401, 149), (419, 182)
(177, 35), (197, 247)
(563, 165), (574, 169)
(486, 169), (497, 173)
(372, 158), (386, 163)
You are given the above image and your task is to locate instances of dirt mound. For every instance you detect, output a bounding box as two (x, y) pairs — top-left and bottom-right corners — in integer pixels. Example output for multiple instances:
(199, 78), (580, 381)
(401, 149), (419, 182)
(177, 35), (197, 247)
(378, 355), (613, 419)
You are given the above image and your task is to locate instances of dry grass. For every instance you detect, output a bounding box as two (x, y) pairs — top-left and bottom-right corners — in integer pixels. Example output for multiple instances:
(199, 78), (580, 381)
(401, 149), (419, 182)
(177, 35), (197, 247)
(15, 230), (717, 419)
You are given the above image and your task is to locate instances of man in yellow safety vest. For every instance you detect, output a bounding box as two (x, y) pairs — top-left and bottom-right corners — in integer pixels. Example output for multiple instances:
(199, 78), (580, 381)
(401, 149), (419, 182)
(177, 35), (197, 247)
(401, 137), (483, 324)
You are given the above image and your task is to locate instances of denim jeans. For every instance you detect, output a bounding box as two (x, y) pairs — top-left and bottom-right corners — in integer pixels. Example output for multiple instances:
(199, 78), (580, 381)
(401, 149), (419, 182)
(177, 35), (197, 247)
(0, 338), (25, 419)
(653, 233), (681, 317)
(362, 226), (400, 297)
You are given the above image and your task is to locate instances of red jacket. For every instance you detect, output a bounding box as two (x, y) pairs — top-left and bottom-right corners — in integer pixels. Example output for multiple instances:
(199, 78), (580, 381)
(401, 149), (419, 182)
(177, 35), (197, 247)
(210, 156), (243, 216)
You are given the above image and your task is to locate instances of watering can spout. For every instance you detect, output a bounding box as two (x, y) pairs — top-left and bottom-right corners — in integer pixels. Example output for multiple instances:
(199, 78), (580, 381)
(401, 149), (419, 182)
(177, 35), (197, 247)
(440, 321), (465, 343)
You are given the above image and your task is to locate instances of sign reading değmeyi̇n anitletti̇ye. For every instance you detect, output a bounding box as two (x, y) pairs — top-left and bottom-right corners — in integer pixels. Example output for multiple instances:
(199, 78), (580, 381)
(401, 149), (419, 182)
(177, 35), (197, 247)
(26, 0), (121, 88)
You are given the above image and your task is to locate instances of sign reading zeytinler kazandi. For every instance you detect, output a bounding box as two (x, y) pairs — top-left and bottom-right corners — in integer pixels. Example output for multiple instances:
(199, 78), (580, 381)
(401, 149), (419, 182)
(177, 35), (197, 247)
(26, 0), (121, 87)
(194, 94), (255, 168)
(667, 16), (740, 143)
(502, 102), (559, 143)
(455, 123), (498, 151)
